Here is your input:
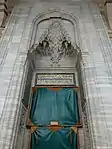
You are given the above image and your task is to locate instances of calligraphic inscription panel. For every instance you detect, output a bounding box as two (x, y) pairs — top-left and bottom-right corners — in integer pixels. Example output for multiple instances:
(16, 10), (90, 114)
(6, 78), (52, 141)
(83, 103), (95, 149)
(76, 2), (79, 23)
(35, 73), (75, 86)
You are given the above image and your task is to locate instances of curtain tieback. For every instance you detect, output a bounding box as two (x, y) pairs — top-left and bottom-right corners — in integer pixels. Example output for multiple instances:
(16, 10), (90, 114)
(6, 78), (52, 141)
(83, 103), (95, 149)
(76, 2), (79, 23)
(71, 126), (77, 134)
(31, 126), (38, 133)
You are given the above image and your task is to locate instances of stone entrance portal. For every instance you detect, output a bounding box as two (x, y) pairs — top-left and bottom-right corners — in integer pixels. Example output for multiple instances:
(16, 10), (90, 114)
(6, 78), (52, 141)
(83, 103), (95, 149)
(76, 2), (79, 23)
(16, 10), (87, 149)
(1, 1), (112, 149)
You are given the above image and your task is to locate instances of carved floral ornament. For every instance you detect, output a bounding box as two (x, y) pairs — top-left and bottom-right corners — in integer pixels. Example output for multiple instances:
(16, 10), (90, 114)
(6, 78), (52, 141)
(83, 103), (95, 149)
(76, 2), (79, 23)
(29, 21), (79, 66)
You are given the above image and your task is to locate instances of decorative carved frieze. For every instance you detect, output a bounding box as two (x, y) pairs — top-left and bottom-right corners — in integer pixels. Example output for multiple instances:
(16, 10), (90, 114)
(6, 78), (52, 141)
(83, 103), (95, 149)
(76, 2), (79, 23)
(82, 101), (92, 149)
(19, 103), (27, 133)
(35, 73), (75, 86)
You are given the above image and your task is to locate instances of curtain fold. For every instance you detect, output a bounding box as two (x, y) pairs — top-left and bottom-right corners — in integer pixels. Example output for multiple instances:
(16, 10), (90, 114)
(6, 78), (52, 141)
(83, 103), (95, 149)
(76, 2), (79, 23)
(31, 128), (77, 149)
(30, 88), (79, 126)
(30, 88), (79, 149)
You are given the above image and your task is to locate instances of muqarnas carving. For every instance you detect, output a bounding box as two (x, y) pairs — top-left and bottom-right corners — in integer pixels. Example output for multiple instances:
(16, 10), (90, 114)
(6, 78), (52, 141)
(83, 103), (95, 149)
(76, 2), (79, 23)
(31, 21), (77, 65)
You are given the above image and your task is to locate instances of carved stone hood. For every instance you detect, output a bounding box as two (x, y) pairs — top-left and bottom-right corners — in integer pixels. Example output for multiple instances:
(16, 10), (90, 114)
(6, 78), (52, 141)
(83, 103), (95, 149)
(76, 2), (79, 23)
(28, 20), (79, 67)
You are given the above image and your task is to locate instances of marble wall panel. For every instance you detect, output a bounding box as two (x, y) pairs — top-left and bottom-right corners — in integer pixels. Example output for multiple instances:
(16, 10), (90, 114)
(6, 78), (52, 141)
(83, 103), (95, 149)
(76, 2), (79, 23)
(0, 1), (112, 149)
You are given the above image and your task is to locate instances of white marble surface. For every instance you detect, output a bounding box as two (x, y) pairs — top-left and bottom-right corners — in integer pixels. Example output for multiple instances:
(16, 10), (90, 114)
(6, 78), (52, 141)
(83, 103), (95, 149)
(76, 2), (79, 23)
(0, 0), (112, 149)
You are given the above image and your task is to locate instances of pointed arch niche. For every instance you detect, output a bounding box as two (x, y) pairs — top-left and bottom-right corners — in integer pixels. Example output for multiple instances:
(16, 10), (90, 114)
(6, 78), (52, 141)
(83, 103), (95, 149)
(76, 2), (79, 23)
(28, 9), (80, 69)
(16, 10), (91, 149)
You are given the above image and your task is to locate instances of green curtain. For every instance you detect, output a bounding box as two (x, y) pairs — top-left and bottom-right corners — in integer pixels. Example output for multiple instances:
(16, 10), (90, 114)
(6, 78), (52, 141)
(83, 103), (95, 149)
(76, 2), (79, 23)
(30, 88), (79, 126)
(30, 88), (79, 149)
(31, 127), (77, 149)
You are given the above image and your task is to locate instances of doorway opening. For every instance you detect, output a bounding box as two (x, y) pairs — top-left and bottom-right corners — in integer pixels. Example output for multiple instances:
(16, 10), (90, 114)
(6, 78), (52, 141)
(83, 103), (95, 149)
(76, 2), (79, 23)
(27, 86), (82, 149)
(15, 10), (90, 149)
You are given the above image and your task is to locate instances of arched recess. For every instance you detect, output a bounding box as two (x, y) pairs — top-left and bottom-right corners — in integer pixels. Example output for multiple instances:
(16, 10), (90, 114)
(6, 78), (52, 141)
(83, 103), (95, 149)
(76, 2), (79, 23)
(23, 9), (82, 105)
(16, 9), (90, 149)
(29, 9), (80, 50)
(27, 9), (81, 70)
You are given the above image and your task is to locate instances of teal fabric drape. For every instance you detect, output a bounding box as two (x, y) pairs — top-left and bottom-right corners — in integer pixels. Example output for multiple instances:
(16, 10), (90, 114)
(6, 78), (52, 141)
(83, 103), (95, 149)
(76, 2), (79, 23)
(30, 88), (79, 149)
(30, 88), (79, 126)
(31, 127), (77, 149)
